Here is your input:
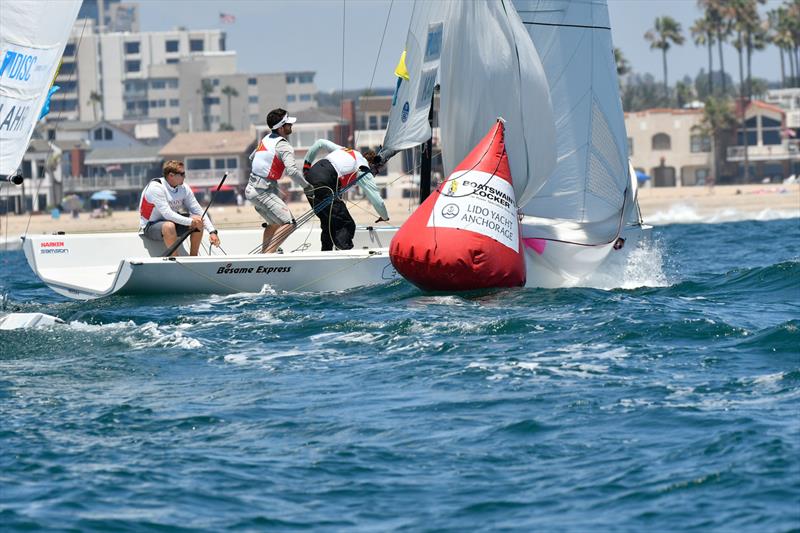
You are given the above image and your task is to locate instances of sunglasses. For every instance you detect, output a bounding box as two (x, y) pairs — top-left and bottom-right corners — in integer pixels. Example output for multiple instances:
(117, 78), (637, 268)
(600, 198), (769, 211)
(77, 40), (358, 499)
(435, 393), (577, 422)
(173, 171), (186, 176)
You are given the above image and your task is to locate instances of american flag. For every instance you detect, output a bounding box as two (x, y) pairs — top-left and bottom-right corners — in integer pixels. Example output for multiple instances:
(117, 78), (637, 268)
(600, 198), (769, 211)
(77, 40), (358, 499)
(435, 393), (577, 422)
(219, 12), (236, 24)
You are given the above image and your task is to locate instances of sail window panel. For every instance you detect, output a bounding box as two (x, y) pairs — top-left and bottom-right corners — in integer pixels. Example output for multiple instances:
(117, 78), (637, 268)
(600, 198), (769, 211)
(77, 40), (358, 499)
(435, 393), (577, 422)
(587, 152), (625, 216)
(590, 100), (624, 181)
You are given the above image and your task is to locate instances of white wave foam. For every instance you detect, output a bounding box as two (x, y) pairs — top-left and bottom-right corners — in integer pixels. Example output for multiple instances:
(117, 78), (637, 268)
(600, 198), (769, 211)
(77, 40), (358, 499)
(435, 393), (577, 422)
(644, 203), (799, 226)
(67, 319), (203, 350)
(584, 238), (669, 290)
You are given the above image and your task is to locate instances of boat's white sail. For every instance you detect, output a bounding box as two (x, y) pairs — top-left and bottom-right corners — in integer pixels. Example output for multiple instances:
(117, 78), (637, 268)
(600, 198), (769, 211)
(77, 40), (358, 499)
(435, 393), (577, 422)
(381, 0), (556, 207)
(0, 0), (82, 177)
(513, 0), (633, 244)
(381, 2), (448, 154)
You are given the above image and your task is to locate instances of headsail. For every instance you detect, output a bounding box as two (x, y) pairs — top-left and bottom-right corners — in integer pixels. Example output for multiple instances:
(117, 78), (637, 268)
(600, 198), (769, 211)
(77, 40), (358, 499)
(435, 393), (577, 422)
(381, 1), (448, 154)
(381, 0), (556, 208)
(0, 0), (82, 177)
(513, 0), (632, 243)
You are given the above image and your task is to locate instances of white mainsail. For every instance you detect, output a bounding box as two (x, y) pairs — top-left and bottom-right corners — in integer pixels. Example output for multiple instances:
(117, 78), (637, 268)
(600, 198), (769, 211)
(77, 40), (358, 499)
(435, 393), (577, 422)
(382, 0), (556, 208)
(513, 0), (632, 244)
(0, 0), (82, 177)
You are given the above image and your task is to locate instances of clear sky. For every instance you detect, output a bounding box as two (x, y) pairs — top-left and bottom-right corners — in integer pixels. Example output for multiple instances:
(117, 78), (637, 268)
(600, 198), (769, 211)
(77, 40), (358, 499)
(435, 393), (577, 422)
(138, 0), (786, 92)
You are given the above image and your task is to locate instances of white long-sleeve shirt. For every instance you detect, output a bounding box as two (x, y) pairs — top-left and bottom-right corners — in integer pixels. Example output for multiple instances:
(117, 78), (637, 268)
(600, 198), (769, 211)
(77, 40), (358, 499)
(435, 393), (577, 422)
(250, 133), (309, 189)
(138, 178), (216, 233)
(304, 140), (389, 220)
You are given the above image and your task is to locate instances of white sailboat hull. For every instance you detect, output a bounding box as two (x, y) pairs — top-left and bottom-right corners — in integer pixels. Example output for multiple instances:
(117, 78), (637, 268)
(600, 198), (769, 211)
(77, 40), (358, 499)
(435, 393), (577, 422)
(23, 227), (400, 300)
(524, 224), (651, 288)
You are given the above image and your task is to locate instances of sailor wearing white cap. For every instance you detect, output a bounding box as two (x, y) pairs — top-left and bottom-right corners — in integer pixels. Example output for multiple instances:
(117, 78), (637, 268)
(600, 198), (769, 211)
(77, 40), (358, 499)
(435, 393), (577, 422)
(246, 108), (312, 253)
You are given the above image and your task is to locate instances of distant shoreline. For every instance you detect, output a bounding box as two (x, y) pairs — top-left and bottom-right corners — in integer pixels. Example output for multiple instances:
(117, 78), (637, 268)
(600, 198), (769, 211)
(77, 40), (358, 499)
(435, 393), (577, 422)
(1, 183), (797, 243)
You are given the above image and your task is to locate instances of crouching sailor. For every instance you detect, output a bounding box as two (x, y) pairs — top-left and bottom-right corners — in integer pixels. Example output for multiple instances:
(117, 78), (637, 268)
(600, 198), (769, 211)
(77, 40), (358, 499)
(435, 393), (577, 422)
(139, 160), (221, 256)
(247, 108), (313, 253)
(302, 140), (389, 251)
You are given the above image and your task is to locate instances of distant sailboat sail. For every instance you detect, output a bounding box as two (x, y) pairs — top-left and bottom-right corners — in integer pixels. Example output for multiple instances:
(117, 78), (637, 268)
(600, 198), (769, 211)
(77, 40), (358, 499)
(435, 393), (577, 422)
(0, 0), (82, 177)
(381, 0), (556, 208)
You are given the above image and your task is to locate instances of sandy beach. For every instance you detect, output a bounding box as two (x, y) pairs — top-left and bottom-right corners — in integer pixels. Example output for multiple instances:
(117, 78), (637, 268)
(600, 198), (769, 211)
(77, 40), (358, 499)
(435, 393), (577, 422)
(1, 183), (797, 242)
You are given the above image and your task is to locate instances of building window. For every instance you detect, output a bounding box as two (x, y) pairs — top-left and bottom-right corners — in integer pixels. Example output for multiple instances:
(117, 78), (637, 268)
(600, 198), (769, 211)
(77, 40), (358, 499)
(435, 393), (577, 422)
(226, 158), (237, 168)
(690, 135), (711, 153)
(190, 39), (204, 52)
(380, 115), (389, 129)
(151, 79), (166, 89)
(248, 77), (257, 85)
(94, 127), (113, 141)
(652, 133), (671, 150)
(170, 117), (180, 125)
(169, 99), (179, 107)
(369, 115), (378, 130)
(59, 62), (76, 75)
(166, 58), (179, 65)
(47, 129), (56, 140)
(300, 94), (312, 102)
(761, 115), (782, 145)
(287, 94), (296, 102)
(186, 158), (211, 170)
(219, 35), (226, 51)
(627, 137), (633, 156)
(124, 41), (140, 54)
(286, 74), (296, 84)
(165, 40), (179, 53)
(299, 74), (313, 83)
(63, 43), (76, 57)
(248, 96), (258, 103)
(125, 60), (141, 73)
(212, 78), (220, 87)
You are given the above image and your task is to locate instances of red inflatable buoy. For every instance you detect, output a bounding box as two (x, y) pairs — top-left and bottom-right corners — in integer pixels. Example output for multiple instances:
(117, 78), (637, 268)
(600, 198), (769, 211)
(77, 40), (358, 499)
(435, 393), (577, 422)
(389, 120), (526, 291)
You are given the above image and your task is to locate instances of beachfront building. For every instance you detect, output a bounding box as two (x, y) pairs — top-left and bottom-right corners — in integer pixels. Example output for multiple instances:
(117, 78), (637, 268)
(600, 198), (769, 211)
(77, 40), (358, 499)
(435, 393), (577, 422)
(624, 108), (712, 187)
(727, 99), (800, 183)
(52, 20), (318, 132)
(158, 130), (256, 204)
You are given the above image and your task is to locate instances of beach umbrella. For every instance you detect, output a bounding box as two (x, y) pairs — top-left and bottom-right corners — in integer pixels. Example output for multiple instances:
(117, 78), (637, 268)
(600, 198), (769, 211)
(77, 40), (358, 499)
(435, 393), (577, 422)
(635, 170), (651, 182)
(61, 194), (83, 211)
(91, 189), (117, 201)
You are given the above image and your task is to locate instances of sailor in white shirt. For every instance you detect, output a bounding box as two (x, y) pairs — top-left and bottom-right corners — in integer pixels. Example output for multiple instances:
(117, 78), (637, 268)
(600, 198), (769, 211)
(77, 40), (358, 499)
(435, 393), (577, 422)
(247, 108), (313, 253)
(138, 160), (220, 256)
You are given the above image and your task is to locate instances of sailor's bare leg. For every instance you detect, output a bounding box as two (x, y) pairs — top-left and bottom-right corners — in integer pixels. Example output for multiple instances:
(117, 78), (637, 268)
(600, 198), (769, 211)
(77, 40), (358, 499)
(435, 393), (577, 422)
(262, 223), (291, 253)
(189, 231), (202, 256)
(161, 222), (180, 257)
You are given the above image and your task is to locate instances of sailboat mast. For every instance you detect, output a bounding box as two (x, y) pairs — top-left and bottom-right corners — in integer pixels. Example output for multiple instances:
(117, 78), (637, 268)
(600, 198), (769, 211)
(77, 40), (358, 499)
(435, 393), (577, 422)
(419, 88), (436, 204)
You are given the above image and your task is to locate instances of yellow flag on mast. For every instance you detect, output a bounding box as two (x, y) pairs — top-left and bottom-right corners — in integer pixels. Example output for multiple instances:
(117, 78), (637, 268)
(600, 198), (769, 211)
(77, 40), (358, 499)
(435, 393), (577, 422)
(394, 50), (410, 80)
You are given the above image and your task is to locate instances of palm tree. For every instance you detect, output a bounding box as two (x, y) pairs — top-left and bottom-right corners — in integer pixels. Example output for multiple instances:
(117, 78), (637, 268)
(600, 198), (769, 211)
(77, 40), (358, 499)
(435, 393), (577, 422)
(88, 91), (103, 120)
(221, 85), (239, 129)
(197, 79), (214, 131)
(782, 0), (800, 87)
(691, 16), (716, 95)
(693, 96), (737, 185)
(614, 47), (631, 77)
(698, 0), (732, 95)
(729, 0), (765, 182)
(644, 16), (685, 102)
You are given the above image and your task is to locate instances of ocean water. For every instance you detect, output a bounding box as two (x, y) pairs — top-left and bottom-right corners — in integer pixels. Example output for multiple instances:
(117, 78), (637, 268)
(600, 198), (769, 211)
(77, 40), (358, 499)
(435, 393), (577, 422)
(1, 216), (798, 532)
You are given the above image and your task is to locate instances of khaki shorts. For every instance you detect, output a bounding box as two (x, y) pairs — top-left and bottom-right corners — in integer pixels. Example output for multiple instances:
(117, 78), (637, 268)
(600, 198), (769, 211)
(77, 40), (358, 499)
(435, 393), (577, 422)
(245, 180), (293, 225)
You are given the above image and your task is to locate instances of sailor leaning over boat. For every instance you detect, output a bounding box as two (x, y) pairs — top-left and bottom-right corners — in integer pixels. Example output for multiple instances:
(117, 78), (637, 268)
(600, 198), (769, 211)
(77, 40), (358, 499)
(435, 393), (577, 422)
(247, 108), (314, 253)
(302, 140), (389, 251)
(139, 160), (221, 257)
